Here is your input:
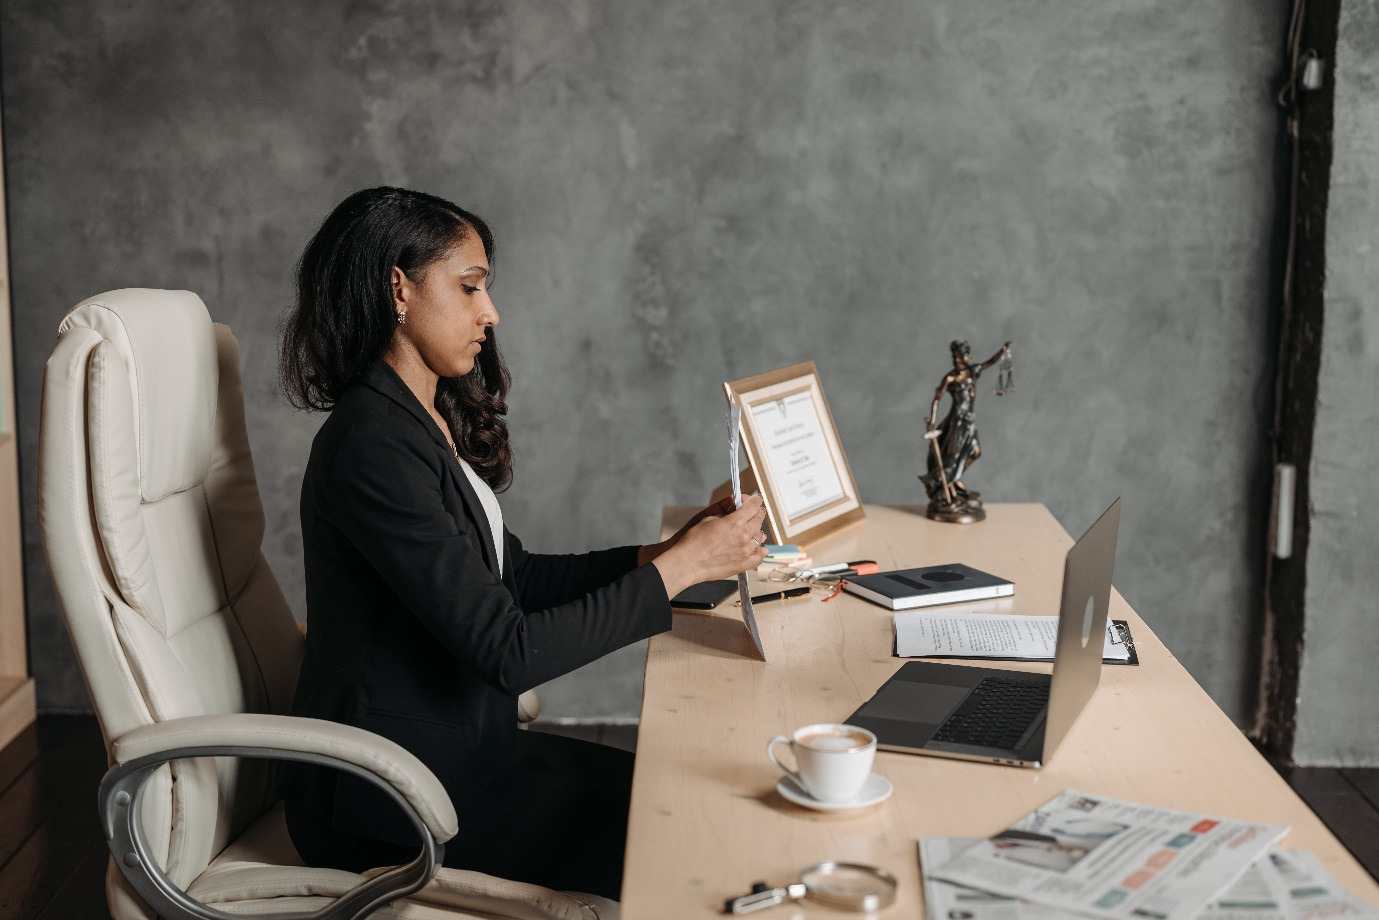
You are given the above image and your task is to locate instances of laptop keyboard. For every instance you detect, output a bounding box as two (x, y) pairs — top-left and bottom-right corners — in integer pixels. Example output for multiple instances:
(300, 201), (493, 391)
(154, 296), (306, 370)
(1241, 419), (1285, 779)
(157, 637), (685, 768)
(932, 676), (1050, 749)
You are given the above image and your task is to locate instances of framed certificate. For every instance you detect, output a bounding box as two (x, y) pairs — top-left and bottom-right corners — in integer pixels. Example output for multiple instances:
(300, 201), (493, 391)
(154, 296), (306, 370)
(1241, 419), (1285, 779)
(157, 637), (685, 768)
(724, 361), (864, 546)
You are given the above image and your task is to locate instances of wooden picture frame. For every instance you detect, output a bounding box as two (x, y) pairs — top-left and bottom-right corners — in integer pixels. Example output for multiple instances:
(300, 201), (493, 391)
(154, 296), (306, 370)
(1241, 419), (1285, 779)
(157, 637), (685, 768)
(0, 114), (34, 750)
(722, 361), (864, 546)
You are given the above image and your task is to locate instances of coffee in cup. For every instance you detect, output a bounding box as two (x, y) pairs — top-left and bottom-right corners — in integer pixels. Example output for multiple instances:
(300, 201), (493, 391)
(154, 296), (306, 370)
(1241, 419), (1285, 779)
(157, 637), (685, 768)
(767, 723), (877, 804)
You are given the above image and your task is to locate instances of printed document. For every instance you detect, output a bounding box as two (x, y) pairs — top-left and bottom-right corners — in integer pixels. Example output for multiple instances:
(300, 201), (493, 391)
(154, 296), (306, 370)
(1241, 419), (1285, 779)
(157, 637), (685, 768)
(930, 790), (1288, 920)
(727, 403), (765, 660)
(895, 612), (1132, 662)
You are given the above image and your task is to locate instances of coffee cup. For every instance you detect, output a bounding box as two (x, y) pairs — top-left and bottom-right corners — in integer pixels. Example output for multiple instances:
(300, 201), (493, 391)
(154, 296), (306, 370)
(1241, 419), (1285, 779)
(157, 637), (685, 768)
(767, 723), (877, 804)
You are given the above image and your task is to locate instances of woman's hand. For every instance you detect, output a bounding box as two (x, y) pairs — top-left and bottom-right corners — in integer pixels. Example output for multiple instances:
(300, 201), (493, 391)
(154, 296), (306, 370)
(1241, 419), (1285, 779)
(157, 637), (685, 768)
(637, 496), (737, 566)
(650, 494), (769, 598)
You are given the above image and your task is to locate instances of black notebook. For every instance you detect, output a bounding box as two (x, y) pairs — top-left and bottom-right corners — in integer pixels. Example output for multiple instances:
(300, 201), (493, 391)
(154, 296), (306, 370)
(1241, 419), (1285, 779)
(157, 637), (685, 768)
(843, 563), (1013, 610)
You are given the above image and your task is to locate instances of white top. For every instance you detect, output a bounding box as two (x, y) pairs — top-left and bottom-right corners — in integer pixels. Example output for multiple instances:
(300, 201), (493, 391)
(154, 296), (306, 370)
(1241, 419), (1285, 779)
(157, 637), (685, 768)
(457, 456), (504, 577)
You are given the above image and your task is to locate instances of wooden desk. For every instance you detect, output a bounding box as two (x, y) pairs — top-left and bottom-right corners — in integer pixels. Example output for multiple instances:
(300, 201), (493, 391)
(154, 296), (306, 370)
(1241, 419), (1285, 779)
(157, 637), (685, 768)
(621, 504), (1379, 918)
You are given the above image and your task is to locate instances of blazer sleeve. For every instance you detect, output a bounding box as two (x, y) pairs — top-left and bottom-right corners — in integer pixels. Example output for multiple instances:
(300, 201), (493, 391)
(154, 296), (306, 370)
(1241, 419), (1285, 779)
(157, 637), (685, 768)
(325, 415), (671, 695)
(505, 533), (642, 612)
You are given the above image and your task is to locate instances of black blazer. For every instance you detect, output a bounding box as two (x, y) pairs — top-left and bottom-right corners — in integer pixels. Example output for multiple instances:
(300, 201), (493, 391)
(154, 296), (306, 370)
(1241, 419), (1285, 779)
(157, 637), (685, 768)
(278, 361), (671, 844)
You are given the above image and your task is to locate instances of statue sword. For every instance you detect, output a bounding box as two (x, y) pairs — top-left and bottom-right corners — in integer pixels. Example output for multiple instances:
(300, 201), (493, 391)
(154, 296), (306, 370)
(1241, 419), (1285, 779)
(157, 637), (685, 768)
(924, 428), (955, 505)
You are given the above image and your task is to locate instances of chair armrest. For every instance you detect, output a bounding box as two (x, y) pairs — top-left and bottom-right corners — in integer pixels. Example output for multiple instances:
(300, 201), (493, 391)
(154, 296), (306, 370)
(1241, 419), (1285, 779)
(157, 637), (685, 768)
(113, 713), (458, 841)
(102, 714), (458, 920)
(517, 690), (541, 724)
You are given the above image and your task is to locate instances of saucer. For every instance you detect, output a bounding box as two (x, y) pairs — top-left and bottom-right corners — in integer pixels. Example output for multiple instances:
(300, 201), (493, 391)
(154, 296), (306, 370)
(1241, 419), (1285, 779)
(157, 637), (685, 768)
(776, 773), (893, 812)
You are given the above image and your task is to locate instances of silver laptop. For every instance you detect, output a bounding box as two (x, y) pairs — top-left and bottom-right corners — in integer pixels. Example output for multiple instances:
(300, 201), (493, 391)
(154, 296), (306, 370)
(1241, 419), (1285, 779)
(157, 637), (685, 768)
(846, 499), (1121, 768)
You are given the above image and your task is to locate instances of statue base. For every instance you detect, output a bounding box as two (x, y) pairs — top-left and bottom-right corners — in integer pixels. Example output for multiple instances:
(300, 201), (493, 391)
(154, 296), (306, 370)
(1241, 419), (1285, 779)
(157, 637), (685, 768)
(925, 497), (985, 524)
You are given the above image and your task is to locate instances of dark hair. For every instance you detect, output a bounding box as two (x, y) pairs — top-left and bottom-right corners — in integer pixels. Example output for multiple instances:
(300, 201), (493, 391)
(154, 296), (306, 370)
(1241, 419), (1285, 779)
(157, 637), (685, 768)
(280, 186), (513, 490)
(950, 339), (971, 359)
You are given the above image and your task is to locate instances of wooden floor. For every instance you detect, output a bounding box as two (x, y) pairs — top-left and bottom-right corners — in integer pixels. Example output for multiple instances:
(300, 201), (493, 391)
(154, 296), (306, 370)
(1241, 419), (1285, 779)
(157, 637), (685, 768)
(0, 716), (1373, 919)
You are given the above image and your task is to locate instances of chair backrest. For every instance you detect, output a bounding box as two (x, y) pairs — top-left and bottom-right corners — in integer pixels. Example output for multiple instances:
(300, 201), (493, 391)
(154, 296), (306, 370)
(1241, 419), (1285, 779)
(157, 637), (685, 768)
(38, 290), (305, 905)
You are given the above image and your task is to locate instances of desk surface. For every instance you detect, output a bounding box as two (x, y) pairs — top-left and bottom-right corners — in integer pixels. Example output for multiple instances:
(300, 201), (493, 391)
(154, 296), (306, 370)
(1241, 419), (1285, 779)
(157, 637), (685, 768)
(621, 503), (1379, 918)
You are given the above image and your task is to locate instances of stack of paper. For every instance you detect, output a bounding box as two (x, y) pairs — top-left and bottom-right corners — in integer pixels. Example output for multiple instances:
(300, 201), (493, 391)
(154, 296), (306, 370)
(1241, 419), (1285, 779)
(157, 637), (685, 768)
(918, 790), (1379, 920)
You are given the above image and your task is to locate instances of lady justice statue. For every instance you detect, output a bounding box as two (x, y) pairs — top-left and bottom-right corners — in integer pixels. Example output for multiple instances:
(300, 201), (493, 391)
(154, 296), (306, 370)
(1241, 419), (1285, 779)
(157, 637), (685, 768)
(920, 339), (1013, 523)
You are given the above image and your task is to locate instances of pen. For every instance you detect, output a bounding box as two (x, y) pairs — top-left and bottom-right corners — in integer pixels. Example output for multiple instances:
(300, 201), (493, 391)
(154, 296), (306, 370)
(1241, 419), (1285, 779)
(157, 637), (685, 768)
(737, 587), (810, 606)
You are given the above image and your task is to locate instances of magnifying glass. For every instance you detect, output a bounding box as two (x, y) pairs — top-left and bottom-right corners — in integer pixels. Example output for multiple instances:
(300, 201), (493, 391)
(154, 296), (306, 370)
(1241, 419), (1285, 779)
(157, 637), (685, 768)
(724, 861), (899, 914)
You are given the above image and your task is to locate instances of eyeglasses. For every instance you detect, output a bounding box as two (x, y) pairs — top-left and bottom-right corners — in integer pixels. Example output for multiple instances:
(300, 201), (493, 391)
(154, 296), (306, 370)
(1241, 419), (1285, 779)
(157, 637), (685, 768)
(765, 567), (846, 601)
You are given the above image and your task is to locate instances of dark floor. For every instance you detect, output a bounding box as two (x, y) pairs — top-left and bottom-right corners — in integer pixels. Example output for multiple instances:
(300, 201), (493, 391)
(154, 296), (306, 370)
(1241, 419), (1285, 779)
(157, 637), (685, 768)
(0, 715), (1374, 919)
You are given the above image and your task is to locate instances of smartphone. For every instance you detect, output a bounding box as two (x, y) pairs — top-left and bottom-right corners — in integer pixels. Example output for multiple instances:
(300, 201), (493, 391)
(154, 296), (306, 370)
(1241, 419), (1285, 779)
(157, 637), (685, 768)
(670, 580), (738, 610)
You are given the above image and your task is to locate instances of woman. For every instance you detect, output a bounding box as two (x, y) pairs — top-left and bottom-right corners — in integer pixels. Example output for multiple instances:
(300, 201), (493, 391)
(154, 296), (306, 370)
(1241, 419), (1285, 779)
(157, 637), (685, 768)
(276, 187), (767, 899)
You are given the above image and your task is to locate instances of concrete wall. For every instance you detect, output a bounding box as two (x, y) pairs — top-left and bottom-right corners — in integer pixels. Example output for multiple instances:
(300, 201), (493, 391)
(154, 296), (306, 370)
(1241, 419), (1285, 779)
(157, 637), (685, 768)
(5, 1), (1284, 724)
(1294, 0), (1379, 765)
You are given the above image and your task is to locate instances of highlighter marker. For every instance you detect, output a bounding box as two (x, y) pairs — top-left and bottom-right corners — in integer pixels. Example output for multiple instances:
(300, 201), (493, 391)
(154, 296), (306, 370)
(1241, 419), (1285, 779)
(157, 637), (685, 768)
(799, 560), (877, 578)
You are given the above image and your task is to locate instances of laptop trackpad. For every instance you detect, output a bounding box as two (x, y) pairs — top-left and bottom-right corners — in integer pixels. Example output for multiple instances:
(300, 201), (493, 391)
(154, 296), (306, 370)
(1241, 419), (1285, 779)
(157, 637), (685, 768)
(861, 681), (970, 723)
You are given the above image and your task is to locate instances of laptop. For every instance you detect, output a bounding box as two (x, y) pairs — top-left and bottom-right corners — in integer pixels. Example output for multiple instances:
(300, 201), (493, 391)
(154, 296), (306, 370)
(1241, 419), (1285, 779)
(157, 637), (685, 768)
(846, 499), (1121, 768)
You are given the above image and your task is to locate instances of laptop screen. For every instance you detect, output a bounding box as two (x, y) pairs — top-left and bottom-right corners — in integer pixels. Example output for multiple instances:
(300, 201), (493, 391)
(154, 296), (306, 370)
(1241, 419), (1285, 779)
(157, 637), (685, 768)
(1042, 499), (1121, 761)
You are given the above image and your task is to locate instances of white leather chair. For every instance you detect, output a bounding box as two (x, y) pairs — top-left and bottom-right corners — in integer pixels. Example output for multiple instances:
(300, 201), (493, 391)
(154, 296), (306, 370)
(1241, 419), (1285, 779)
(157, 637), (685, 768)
(38, 289), (613, 920)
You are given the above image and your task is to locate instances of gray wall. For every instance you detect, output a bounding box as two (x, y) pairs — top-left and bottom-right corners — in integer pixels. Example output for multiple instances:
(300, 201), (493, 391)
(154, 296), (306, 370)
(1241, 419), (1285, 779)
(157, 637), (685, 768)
(5, 1), (1284, 724)
(1294, 0), (1379, 765)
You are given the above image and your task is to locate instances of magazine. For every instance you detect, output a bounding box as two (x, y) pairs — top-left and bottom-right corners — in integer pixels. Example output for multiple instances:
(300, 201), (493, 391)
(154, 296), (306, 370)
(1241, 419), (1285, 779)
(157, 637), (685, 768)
(930, 790), (1288, 920)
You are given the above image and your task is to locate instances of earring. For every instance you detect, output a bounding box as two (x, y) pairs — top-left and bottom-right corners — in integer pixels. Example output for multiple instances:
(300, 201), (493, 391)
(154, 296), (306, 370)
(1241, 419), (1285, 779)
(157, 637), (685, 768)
(396, 310), (406, 325)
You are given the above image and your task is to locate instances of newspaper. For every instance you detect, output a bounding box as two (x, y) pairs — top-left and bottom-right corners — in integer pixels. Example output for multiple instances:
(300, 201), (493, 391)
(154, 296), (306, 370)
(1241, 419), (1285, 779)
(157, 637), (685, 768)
(1205, 850), (1379, 920)
(931, 790), (1288, 920)
(920, 840), (1378, 920)
(921, 837), (1067, 919)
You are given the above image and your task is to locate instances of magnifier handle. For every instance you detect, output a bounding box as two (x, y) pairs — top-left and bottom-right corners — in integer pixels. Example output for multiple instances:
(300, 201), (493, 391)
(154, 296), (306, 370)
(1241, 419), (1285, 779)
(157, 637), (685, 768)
(725, 883), (807, 914)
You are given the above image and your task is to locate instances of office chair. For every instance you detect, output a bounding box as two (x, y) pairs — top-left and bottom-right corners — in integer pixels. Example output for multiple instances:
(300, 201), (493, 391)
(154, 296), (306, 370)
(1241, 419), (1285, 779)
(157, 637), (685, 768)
(37, 289), (613, 920)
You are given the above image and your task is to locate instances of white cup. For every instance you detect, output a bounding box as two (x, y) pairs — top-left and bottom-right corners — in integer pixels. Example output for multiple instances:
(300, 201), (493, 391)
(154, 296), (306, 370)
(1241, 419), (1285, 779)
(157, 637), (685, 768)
(767, 723), (877, 803)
